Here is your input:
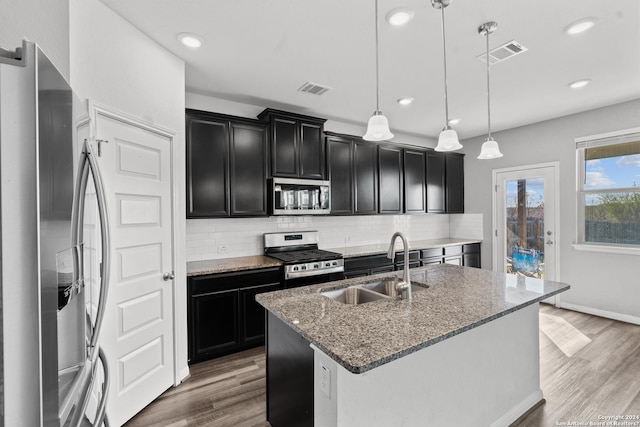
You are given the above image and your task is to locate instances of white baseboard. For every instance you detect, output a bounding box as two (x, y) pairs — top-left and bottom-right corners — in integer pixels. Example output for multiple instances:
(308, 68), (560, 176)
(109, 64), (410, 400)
(557, 302), (640, 326)
(490, 389), (544, 427)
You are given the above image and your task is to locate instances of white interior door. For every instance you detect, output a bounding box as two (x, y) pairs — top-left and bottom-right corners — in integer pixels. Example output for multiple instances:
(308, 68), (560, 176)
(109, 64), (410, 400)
(94, 109), (175, 426)
(494, 163), (559, 302)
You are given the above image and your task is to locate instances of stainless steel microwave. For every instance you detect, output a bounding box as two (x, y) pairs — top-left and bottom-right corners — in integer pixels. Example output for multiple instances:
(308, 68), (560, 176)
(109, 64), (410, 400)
(270, 177), (331, 215)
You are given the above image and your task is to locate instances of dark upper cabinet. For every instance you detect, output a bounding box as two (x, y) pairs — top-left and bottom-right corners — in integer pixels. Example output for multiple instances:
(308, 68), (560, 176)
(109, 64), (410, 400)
(326, 135), (378, 215)
(353, 140), (378, 215)
(229, 122), (269, 215)
(426, 152), (465, 213)
(258, 109), (326, 179)
(186, 109), (268, 218)
(326, 135), (354, 215)
(426, 152), (446, 213)
(378, 145), (403, 214)
(403, 149), (426, 213)
(445, 154), (465, 213)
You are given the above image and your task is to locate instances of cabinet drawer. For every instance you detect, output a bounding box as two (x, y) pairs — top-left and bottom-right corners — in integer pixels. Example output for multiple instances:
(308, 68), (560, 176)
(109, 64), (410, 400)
(190, 267), (281, 296)
(344, 254), (393, 271)
(421, 247), (443, 258)
(444, 245), (463, 256)
(421, 257), (443, 266)
(394, 250), (420, 263)
(463, 243), (480, 253)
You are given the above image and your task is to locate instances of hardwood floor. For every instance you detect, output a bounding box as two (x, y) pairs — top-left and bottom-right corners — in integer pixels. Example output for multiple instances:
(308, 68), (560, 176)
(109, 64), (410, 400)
(123, 347), (269, 427)
(125, 305), (640, 427)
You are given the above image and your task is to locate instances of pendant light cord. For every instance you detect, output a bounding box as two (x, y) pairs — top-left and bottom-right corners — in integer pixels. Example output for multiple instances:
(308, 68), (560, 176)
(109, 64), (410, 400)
(374, 0), (380, 113)
(440, 6), (450, 126)
(486, 29), (492, 139)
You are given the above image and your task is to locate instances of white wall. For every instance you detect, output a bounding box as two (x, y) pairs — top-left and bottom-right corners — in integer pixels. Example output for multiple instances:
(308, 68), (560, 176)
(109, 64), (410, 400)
(68, 0), (189, 392)
(462, 98), (640, 322)
(0, 0), (70, 79)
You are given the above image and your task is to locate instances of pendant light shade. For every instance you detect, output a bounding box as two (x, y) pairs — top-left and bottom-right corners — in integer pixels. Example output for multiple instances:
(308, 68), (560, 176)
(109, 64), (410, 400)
(363, 0), (393, 141)
(477, 22), (503, 160)
(434, 127), (462, 152)
(432, 0), (462, 152)
(364, 111), (394, 141)
(478, 137), (503, 159)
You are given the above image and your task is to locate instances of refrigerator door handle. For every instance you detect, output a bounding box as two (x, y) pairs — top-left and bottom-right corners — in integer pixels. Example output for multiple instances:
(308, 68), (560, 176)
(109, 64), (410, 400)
(94, 347), (110, 427)
(84, 138), (111, 357)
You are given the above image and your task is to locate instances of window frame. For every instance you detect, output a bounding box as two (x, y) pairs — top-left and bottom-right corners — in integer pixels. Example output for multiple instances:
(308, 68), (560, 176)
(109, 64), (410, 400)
(574, 127), (640, 255)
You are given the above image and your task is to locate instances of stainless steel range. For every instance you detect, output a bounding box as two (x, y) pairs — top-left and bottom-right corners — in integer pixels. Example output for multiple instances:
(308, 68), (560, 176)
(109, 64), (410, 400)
(264, 231), (344, 286)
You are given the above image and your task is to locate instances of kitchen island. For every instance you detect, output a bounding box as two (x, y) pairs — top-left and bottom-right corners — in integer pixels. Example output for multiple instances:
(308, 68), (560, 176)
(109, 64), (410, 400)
(256, 264), (570, 427)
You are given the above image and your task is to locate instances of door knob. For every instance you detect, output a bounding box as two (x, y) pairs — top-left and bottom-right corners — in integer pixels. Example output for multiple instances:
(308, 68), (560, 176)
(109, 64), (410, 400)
(163, 272), (175, 281)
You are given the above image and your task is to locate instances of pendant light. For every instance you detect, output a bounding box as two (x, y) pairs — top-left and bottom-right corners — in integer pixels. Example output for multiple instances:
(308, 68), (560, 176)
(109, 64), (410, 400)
(432, 0), (462, 152)
(477, 22), (504, 159)
(363, 0), (394, 141)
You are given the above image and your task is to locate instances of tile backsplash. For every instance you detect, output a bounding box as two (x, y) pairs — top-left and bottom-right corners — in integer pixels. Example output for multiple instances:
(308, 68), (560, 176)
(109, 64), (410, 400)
(186, 214), (483, 261)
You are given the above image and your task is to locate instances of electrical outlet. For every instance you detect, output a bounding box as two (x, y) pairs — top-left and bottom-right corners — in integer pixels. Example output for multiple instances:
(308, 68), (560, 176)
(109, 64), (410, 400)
(320, 363), (331, 398)
(218, 245), (228, 254)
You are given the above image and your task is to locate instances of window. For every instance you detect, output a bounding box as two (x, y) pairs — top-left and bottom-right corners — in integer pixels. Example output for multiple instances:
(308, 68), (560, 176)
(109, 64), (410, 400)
(576, 129), (640, 248)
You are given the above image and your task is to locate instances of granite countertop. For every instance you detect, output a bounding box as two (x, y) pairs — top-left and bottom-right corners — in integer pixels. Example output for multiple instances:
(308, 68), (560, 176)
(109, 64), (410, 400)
(327, 237), (482, 258)
(187, 255), (283, 276)
(256, 264), (569, 374)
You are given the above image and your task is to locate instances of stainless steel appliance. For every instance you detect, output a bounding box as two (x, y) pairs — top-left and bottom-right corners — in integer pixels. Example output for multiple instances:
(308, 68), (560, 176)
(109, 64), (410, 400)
(271, 177), (331, 215)
(0, 41), (110, 426)
(264, 231), (344, 287)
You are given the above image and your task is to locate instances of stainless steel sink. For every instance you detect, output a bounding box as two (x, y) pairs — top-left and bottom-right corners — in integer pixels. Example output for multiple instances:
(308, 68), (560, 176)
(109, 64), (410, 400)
(321, 278), (429, 304)
(321, 286), (390, 305)
(361, 278), (429, 297)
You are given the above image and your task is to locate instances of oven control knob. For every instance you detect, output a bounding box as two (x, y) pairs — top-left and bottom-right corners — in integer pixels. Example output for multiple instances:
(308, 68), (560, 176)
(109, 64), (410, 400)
(313, 264), (319, 269)
(325, 262), (331, 267)
(301, 266), (306, 270)
(293, 266), (299, 271)
(332, 261), (337, 266)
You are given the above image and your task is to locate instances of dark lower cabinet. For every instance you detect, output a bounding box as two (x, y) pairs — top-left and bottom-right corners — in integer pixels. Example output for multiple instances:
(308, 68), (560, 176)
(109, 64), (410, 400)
(344, 254), (394, 277)
(462, 243), (481, 268)
(266, 312), (314, 427)
(188, 267), (282, 363)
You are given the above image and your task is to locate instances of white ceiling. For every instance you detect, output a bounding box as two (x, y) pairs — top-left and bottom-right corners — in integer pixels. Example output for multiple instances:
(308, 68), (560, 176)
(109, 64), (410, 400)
(100, 0), (640, 140)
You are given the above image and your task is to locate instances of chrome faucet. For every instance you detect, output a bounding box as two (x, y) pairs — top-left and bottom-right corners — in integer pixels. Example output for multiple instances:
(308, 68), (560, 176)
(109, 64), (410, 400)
(387, 232), (412, 300)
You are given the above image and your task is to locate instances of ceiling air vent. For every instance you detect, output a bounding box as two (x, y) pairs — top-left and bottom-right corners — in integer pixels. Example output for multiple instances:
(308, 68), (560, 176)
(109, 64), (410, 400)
(477, 40), (528, 64)
(298, 81), (332, 96)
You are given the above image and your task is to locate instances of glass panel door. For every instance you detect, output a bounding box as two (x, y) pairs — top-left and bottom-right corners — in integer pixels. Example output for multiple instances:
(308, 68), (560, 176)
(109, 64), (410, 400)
(505, 178), (545, 278)
(495, 164), (558, 289)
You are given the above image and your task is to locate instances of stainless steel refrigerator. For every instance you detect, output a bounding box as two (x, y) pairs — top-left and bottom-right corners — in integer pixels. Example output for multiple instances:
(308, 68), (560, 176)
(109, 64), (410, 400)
(1, 41), (110, 426)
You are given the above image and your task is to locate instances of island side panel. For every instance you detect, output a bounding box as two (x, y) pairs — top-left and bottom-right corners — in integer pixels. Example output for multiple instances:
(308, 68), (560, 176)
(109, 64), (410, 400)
(266, 312), (314, 427)
(314, 303), (542, 427)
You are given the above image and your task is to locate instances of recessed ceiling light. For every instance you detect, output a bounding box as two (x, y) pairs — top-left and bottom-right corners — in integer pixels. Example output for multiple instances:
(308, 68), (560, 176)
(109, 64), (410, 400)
(569, 79), (592, 89)
(564, 18), (596, 35)
(397, 97), (414, 106)
(448, 118), (461, 125)
(177, 32), (204, 48)
(386, 8), (414, 26)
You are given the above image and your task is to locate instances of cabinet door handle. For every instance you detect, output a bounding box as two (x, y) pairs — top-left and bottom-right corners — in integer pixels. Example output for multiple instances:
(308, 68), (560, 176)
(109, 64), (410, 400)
(546, 240), (554, 245)
(163, 272), (175, 281)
